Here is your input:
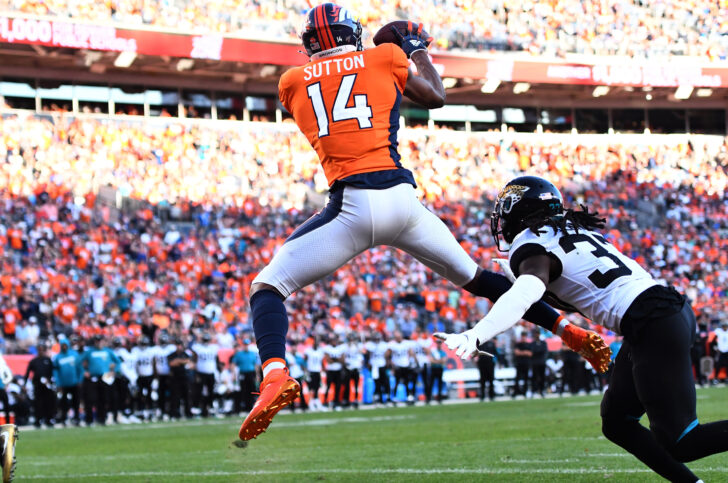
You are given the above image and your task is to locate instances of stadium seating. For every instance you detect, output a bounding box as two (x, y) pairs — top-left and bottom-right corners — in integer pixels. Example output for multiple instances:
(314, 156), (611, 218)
(0, 113), (725, 356)
(2, 0), (727, 58)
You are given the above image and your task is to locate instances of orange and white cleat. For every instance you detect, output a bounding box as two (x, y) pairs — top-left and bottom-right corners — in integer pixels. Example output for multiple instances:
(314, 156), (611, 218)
(560, 324), (612, 374)
(238, 368), (300, 441)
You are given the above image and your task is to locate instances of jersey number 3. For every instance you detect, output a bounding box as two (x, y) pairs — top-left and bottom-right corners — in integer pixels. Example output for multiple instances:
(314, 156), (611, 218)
(559, 233), (632, 289)
(307, 74), (373, 137)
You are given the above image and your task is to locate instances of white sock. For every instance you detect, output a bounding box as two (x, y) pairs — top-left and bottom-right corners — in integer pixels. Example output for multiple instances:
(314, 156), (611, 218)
(262, 361), (285, 377)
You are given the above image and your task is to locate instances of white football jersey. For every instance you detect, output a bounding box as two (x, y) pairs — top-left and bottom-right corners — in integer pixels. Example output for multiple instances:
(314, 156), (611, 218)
(324, 344), (344, 371)
(114, 347), (137, 383)
(714, 327), (728, 353)
(192, 343), (219, 374)
(304, 347), (325, 372)
(344, 343), (364, 370)
(509, 225), (658, 333)
(414, 338), (431, 367)
(389, 340), (412, 368)
(153, 344), (176, 376)
(132, 346), (155, 377)
(365, 341), (389, 368)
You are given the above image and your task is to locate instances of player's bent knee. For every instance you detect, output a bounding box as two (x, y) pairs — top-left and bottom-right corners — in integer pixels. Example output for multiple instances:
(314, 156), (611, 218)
(249, 283), (285, 301)
(601, 416), (633, 444)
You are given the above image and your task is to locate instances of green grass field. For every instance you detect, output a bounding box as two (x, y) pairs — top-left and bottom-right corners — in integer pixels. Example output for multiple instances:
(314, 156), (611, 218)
(16, 387), (728, 482)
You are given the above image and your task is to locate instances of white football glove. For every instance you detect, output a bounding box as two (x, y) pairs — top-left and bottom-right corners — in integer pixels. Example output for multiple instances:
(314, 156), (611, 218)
(493, 258), (516, 283)
(434, 330), (485, 360)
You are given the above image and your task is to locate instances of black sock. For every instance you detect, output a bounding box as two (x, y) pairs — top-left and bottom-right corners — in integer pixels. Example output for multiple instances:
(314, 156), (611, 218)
(251, 290), (288, 364)
(465, 270), (559, 331)
(672, 420), (728, 462)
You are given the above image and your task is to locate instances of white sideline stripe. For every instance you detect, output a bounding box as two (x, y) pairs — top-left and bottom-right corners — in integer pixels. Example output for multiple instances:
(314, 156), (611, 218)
(501, 459), (579, 463)
(20, 467), (728, 479)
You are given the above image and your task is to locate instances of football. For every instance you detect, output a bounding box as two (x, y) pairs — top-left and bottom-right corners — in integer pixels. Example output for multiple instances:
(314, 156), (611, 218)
(372, 20), (431, 47)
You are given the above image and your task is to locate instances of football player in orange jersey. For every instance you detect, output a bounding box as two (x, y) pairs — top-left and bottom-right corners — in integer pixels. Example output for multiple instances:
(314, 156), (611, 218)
(239, 3), (610, 441)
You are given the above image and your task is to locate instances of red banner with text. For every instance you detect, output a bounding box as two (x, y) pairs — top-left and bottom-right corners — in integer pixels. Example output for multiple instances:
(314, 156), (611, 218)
(3, 14), (728, 88)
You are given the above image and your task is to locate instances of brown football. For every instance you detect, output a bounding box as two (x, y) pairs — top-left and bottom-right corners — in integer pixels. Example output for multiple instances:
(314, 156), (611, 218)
(372, 20), (431, 47)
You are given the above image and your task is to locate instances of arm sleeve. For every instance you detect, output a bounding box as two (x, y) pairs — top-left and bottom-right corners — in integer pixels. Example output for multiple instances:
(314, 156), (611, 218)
(472, 274), (547, 343)
(388, 44), (409, 92)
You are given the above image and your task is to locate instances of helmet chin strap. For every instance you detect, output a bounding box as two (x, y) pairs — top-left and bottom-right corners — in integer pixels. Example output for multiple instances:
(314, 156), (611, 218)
(311, 44), (357, 60)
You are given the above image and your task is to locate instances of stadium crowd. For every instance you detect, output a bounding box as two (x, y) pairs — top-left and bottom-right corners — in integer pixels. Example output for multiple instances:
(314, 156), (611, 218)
(0, 112), (726, 425)
(2, 0), (728, 58)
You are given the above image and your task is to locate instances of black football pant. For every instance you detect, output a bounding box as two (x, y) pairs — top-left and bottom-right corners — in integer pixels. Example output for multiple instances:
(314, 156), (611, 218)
(531, 363), (546, 396)
(82, 377), (109, 424)
(478, 360), (495, 401)
(373, 367), (390, 403)
(156, 375), (170, 416)
(170, 377), (191, 418)
(344, 368), (360, 405)
(418, 364), (429, 403)
(111, 376), (131, 420)
(195, 373), (215, 416)
(513, 362), (530, 397)
(235, 371), (256, 413)
(137, 375), (154, 417)
(58, 385), (80, 423)
(32, 383), (55, 426)
(308, 372), (321, 405)
(601, 302), (728, 482)
(393, 367), (415, 400)
(428, 366), (445, 402)
(325, 370), (342, 407)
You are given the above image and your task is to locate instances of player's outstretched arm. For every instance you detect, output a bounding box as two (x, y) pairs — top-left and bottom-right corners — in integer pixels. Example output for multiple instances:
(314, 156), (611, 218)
(436, 262), (550, 359)
(403, 52), (445, 109)
(390, 23), (445, 108)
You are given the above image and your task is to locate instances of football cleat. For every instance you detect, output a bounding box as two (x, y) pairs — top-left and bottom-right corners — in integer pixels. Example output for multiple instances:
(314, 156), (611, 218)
(238, 368), (300, 441)
(561, 325), (611, 373)
(0, 424), (17, 483)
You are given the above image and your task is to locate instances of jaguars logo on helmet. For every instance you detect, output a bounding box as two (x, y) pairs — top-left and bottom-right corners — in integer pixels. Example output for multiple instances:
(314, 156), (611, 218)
(491, 176), (564, 251)
(301, 3), (363, 58)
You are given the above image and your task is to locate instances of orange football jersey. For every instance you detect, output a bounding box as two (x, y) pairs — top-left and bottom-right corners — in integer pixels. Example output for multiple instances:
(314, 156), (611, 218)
(279, 43), (413, 188)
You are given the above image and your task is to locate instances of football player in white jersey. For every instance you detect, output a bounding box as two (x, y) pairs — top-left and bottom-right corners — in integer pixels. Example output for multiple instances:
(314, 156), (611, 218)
(304, 338), (325, 411)
(389, 331), (416, 405)
(364, 332), (391, 405)
(132, 336), (156, 421)
(437, 176), (728, 483)
(343, 334), (364, 408)
(153, 333), (176, 419)
(323, 336), (345, 410)
(191, 333), (220, 417)
(111, 337), (135, 423)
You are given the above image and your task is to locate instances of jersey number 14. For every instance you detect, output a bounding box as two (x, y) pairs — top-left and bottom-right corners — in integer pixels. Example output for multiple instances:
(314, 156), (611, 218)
(307, 74), (373, 137)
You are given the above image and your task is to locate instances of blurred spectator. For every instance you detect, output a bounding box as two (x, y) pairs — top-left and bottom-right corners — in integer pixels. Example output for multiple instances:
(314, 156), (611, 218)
(2, 0), (727, 59)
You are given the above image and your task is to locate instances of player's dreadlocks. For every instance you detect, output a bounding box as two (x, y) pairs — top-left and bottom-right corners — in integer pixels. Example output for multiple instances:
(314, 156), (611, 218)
(523, 204), (606, 237)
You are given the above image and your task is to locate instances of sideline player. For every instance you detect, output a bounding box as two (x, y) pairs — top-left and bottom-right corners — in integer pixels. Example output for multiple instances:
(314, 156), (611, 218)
(239, 3), (610, 441)
(437, 176), (728, 482)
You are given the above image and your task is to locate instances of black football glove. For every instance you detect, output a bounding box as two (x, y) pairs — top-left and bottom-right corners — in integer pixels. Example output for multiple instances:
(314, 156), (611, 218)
(391, 22), (431, 58)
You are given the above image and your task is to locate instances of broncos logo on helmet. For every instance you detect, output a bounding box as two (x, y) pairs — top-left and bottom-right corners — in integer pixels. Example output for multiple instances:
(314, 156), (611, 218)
(301, 3), (363, 57)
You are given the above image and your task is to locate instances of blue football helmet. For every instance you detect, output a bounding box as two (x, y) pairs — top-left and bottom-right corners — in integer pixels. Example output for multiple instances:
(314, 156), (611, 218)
(301, 3), (362, 57)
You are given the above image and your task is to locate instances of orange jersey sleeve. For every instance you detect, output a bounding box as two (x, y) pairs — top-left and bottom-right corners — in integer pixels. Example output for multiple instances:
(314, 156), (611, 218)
(279, 44), (413, 188)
